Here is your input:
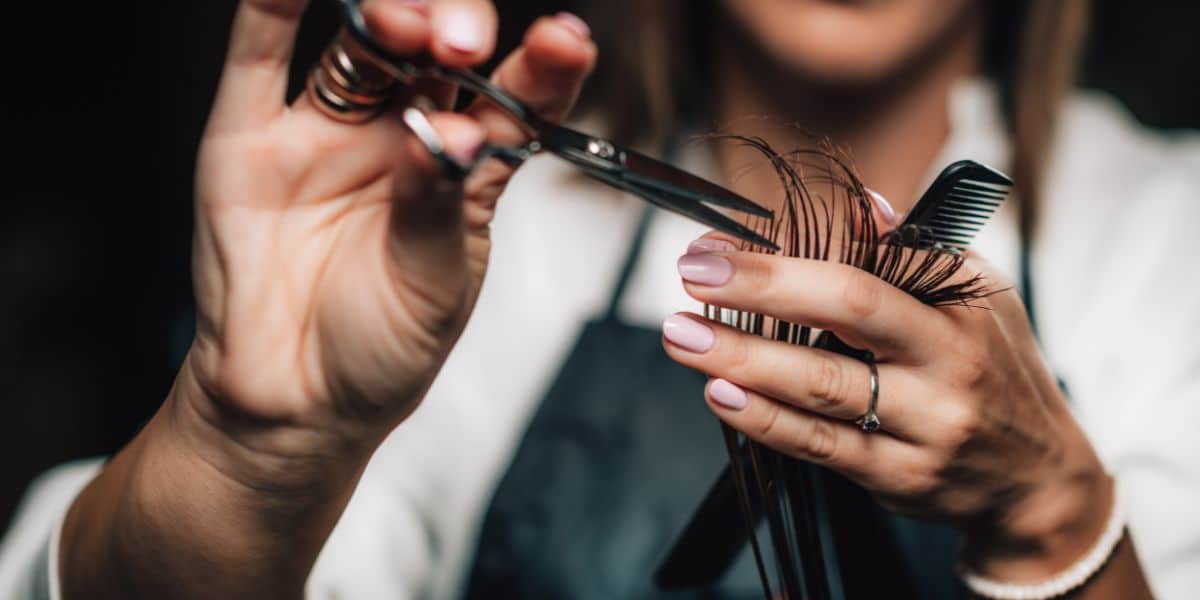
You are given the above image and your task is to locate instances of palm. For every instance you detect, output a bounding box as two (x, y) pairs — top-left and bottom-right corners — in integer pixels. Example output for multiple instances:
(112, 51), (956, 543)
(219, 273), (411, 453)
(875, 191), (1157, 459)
(172, 0), (593, 446)
(189, 109), (491, 426)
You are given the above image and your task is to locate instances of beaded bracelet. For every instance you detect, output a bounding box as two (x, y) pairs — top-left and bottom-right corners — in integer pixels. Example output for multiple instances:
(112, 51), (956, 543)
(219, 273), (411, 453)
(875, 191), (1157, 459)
(958, 479), (1126, 600)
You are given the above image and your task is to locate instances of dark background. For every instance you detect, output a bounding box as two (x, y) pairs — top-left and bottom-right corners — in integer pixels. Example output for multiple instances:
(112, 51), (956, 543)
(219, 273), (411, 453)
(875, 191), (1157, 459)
(2, 1), (1198, 529)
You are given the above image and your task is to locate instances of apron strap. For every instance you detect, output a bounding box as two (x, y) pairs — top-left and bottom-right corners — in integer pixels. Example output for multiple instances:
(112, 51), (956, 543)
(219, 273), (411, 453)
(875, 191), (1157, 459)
(602, 207), (655, 322)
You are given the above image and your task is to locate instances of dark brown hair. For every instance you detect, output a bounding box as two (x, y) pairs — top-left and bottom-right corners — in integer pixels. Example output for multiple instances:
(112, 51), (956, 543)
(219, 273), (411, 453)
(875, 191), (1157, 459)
(578, 0), (1090, 240)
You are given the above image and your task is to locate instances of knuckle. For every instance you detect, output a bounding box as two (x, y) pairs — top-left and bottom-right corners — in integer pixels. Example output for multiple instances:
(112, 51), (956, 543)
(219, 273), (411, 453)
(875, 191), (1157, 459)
(720, 334), (753, 374)
(952, 340), (991, 388)
(738, 256), (775, 299)
(807, 356), (847, 411)
(901, 468), (941, 499)
(756, 401), (783, 438)
(795, 418), (839, 463)
(841, 270), (884, 320)
(941, 403), (982, 450)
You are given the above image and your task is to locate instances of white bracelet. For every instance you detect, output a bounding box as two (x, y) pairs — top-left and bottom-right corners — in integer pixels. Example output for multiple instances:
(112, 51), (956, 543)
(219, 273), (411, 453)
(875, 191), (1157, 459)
(958, 478), (1126, 600)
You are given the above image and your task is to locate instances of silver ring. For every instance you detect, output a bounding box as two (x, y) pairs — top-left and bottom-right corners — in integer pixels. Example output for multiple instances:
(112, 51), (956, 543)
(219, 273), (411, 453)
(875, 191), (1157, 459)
(856, 359), (881, 433)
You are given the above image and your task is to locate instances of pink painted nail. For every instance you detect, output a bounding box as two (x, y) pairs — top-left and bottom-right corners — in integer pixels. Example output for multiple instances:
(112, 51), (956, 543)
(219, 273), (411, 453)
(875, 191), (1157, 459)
(398, 0), (430, 16)
(678, 254), (732, 286)
(866, 187), (898, 226)
(439, 7), (485, 53)
(687, 238), (737, 255)
(555, 12), (591, 39)
(662, 314), (715, 353)
(445, 130), (486, 167)
(709, 379), (748, 411)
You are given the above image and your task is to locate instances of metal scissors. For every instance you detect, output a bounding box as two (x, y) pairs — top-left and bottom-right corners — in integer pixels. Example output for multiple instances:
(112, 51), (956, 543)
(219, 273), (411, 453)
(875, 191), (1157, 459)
(331, 0), (778, 250)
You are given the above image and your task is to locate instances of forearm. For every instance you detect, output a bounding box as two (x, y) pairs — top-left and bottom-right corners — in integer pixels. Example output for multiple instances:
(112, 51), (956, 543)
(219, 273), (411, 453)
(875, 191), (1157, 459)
(59, 374), (370, 600)
(961, 421), (1153, 599)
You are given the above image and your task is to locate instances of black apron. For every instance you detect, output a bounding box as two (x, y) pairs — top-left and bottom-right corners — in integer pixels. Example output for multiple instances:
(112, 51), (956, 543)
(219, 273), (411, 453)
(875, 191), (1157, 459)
(462, 206), (973, 599)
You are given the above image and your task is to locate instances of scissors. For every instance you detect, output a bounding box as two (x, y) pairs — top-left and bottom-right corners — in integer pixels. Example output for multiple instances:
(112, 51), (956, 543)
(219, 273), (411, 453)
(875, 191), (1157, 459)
(330, 0), (778, 250)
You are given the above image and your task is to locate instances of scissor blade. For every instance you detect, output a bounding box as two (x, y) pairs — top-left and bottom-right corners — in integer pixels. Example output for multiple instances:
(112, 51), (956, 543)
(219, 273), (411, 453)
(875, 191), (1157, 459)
(532, 122), (773, 219)
(621, 149), (773, 218)
(582, 170), (779, 251)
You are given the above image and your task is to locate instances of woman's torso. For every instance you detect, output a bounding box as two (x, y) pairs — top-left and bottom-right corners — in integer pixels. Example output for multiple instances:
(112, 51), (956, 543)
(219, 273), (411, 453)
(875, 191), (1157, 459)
(307, 80), (1200, 598)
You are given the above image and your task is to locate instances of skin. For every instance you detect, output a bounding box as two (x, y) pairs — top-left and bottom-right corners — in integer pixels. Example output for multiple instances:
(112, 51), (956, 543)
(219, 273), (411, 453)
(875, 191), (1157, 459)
(60, 0), (594, 597)
(663, 0), (1153, 596)
(55, 0), (1152, 598)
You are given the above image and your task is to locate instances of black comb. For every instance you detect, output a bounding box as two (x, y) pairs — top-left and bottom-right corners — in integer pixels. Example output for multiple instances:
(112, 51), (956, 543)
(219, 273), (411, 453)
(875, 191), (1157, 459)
(898, 160), (1013, 250)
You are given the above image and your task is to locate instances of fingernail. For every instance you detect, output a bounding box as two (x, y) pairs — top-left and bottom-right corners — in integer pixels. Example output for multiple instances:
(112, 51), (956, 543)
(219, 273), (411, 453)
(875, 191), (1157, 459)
(555, 12), (591, 39)
(398, 0), (430, 16)
(678, 254), (732, 286)
(687, 238), (737, 255)
(446, 131), (486, 166)
(709, 379), (748, 411)
(866, 188), (898, 226)
(439, 7), (485, 53)
(662, 314), (715, 353)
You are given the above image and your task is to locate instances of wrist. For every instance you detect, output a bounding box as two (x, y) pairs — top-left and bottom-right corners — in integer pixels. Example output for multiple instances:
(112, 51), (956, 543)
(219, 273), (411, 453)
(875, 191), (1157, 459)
(174, 346), (385, 494)
(961, 428), (1111, 582)
(60, 365), (375, 599)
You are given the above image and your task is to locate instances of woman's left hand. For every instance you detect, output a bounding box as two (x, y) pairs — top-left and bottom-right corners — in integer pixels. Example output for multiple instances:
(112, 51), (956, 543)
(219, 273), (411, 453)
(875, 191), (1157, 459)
(662, 236), (1111, 581)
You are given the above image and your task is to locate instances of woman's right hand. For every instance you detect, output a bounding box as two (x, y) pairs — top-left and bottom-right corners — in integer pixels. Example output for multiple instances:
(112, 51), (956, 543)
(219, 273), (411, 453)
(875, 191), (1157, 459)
(181, 0), (594, 493)
(61, 1), (594, 597)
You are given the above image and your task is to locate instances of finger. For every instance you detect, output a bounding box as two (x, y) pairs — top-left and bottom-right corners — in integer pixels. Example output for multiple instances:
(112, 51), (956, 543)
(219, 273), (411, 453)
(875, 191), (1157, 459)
(661, 313), (934, 440)
(676, 251), (956, 363)
(210, 0), (310, 131)
(457, 14), (594, 220)
(384, 112), (487, 299)
(430, 0), (499, 67)
(361, 0), (458, 108)
(865, 187), (901, 233)
(466, 13), (596, 146)
(703, 378), (925, 492)
(362, 0), (434, 55)
(392, 112), (487, 225)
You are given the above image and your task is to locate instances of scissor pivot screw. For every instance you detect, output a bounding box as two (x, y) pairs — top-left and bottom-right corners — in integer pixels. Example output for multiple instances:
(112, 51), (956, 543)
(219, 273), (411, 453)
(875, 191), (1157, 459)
(587, 139), (616, 159)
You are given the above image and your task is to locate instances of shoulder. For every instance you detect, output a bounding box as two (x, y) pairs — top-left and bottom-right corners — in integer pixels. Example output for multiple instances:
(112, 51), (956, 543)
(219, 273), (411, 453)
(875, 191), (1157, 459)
(1037, 90), (1199, 301)
(1049, 90), (1199, 214)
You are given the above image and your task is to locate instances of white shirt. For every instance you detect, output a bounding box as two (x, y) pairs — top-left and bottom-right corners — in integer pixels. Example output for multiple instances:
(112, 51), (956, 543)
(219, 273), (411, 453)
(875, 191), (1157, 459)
(3, 81), (1198, 599)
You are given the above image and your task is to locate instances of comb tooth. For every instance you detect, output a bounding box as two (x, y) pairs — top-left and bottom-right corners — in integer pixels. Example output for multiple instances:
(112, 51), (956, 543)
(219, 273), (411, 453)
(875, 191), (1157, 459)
(937, 206), (996, 220)
(931, 220), (982, 233)
(931, 217), (987, 230)
(928, 220), (976, 234)
(948, 186), (1005, 198)
(932, 210), (990, 222)
(931, 217), (988, 230)
(930, 226), (978, 239)
(960, 178), (1013, 192)
(942, 197), (997, 209)
(944, 197), (1001, 211)
(952, 184), (1008, 197)
(959, 177), (1012, 188)
(930, 219), (979, 233)
(945, 193), (1003, 206)
(953, 183), (1010, 199)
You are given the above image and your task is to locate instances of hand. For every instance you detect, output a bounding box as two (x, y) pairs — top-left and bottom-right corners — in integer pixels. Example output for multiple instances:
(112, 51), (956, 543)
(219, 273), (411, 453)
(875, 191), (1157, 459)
(185, 0), (595, 485)
(61, 2), (595, 597)
(662, 236), (1111, 582)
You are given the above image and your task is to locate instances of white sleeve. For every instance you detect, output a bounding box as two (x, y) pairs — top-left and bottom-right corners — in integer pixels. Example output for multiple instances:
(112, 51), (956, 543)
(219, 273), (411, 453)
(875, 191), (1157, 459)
(0, 460), (104, 600)
(1038, 126), (1200, 598)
